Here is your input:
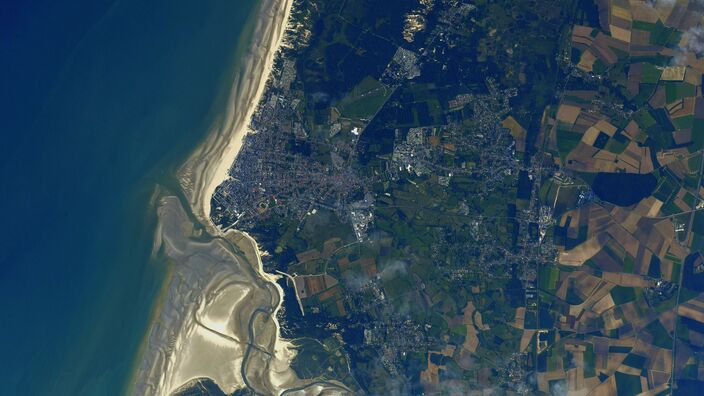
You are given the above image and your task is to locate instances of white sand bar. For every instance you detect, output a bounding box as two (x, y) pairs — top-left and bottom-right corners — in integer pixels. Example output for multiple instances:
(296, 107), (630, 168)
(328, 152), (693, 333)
(132, 197), (351, 395)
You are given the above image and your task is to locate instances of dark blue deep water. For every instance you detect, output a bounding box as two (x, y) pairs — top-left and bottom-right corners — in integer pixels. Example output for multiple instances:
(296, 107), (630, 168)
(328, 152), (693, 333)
(0, 0), (259, 394)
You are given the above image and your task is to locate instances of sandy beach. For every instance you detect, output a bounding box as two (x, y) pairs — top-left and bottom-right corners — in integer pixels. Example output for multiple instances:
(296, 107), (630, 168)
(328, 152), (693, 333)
(132, 196), (350, 395)
(132, 196), (292, 395)
(178, 0), (293, 234)
(133, 0), (352, 394)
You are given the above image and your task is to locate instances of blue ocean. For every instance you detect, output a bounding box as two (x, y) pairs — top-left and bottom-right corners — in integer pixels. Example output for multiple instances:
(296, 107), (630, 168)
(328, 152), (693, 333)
(0, 0), (259, 393)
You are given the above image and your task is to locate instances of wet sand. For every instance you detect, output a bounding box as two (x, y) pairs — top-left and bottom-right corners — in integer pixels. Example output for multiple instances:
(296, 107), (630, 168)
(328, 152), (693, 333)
(178, 0), (293, 234)
(132, 196), (285, 394)
(132, 196), (350, 395)
(133, 0), (353, 393)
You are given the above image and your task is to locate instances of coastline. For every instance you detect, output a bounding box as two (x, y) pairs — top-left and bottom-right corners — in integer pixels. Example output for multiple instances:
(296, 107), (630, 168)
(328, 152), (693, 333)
(133, 195), (350, 395)
(178, 0), (294, 234)
(128, 0), (352, 394)
(226, 230), (301, 387)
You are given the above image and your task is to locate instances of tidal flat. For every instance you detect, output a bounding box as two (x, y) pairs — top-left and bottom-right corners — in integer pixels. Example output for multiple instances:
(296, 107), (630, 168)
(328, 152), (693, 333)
(133, 195), (350, 395)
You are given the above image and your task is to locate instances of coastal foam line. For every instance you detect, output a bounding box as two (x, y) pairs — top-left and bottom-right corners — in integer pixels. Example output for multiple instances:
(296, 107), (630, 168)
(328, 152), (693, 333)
(178, 0), (293, 235)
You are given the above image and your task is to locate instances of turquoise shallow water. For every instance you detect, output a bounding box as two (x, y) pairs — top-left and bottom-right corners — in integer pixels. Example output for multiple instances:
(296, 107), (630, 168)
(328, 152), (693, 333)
(0, 0), (259, 394)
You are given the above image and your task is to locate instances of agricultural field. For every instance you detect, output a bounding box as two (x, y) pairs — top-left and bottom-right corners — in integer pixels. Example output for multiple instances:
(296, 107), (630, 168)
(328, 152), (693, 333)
(542, 0), (704, 394)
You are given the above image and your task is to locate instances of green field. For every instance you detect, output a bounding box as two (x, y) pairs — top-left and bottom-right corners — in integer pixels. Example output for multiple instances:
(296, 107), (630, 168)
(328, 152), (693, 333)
(538, 265), (560, 293)
(645, 320), (673, 349)
(584, 343), (596, 378)
(633, 108), (657, 130)
(338, 76), (393, 119)
(672, 115), (694, 130)
(610, 286), (637, 305)
(623, 353), (647, 369)
(632, 19), (681, 47)
(641, 63), (662, 84)
(665, 82), (696, 103)
(615, 371), (642, 396)
(556, 128), (582, 162)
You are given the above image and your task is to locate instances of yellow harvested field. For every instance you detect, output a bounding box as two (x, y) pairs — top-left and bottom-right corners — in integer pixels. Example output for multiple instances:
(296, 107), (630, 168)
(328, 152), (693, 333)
(610, 25), (631, 43)
(685, 68), (701, 85)
(513, 307), (526, 328)
(661, 66), (686, 81)
(474, 310), (488, 330)
(460, 301), (481, 354)
(501, 115), (526, 138)
(559, 234), (606, 265)
(630, 1), (659, 23)
(565, 139), (653, 174)
(602, 309), (625, 330)
(591, 292), (616, 315)
(594, 119), (618, 136)
(557, 104), (583, 125)
(593, 150), (619, 162)
(582, 126), (601, 145)
(606, 224), (639, 257)
(620, 209), (642, 233)
(611, 5), (632, 21)
(632, 196), (661, 218)
(519, 330), (535, 352)
(420, 356), (440, 385)
(677, 303), (704, 324)
(647, 347), (673, 374)
(660, 310), (678, 332)
(590, 375), (617, 396)
(573, 25), (595, 38)
(623, 120), (641, 140)
(640, 374), (649, 391)
(602, 272), (650, 287)
(502, 115), (527, 152)
(577, 49), (597, 72)
(643, 221), (674, 256)
(660, 259), (674, 281)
